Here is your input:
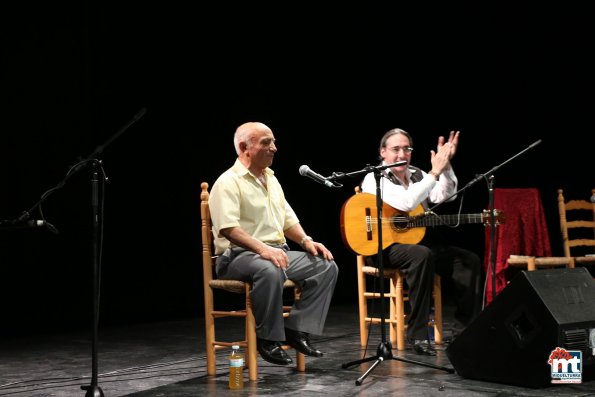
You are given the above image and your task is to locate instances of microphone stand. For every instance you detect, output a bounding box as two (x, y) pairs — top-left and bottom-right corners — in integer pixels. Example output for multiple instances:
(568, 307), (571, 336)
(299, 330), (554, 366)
(13, 108), (147, 397)
(423, 139), (542, 304)
(78, 108), (146, 397)
(327, 162), (453, 386)
(81, 160), (105, 397)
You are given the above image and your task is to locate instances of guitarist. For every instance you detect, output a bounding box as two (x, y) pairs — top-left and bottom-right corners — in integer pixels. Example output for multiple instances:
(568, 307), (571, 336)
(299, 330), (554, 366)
(361, 128), (482, 356)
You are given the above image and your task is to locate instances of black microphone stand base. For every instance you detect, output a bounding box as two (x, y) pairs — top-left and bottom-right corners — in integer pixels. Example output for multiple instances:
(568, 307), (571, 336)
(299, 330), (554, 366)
(81, 385), (104, 397)
(342, 341), (454, 386)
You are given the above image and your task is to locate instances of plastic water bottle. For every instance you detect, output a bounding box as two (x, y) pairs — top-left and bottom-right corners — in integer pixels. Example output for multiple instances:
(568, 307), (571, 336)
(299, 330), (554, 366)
(228, 345), (244, 389)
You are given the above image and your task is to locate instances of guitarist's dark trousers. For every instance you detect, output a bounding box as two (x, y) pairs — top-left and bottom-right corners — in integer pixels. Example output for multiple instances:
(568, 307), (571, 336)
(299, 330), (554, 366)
(366, 233), (483, 341)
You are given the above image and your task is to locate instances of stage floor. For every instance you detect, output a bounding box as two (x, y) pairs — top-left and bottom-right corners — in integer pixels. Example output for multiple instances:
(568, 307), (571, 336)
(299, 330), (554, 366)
(1, 303), (593, 396)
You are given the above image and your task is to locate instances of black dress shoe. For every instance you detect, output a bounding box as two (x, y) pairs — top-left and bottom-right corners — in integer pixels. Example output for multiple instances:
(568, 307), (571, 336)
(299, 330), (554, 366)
(257, 338), (293, 365)
(285, 328), (323, 357)
(412, 339), (436, 356)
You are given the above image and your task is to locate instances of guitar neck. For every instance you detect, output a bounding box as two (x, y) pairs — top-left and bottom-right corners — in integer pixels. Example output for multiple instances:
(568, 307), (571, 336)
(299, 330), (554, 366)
(408, 212), (485, 228)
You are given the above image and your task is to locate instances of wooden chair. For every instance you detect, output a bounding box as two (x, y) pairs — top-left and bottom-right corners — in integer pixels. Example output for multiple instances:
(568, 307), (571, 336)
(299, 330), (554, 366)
(347, 187), (442, 350)
(201, 182), (305, 381)
(356, 254), (442, 350)
(507, 188), (595, 271)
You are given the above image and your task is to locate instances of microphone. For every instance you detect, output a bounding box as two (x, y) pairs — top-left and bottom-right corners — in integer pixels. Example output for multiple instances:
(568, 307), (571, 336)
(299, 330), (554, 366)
(0, 219), (46, 229)
(299, 165), (337, 188)
(590, 195), (595, 203)
(386, 160), (408, 167)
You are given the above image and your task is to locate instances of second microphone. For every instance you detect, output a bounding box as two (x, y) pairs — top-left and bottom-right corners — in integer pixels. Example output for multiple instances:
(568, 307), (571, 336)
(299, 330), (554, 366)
(299, 165), (337, 188)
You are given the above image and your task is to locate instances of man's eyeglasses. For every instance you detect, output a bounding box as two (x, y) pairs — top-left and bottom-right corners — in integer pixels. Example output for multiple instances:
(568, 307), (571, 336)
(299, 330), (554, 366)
(388, 146), (414, 154)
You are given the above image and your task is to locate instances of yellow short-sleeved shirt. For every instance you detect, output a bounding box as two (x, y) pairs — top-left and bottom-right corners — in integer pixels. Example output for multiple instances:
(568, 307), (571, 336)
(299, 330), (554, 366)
(209, 159), (299, 255)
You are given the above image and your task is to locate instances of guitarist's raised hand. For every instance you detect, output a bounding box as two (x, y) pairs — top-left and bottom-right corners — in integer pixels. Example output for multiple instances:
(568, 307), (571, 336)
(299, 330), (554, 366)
(430, 141), (453, 177)
(437, 130), (460, 161)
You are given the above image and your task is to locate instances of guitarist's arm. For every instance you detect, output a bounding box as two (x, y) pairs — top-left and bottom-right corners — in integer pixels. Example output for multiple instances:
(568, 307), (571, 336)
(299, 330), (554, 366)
(428, 167), (458, 204)
(361, 169), (436, 212)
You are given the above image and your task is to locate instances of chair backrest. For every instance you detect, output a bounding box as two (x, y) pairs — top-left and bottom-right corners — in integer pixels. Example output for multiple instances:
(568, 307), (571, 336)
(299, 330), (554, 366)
(200, 182), (218, 293)
(558, 188), (595, 258)
(201, 182), (246, 294)
(201, 181), (213, 260)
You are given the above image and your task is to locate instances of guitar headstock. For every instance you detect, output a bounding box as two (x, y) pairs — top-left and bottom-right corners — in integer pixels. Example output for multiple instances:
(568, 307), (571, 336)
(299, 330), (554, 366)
(481, 209), (506, 225)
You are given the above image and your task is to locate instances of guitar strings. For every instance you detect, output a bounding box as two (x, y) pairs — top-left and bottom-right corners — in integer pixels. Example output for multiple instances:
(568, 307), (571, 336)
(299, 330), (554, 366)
(368, 193), (467, 228)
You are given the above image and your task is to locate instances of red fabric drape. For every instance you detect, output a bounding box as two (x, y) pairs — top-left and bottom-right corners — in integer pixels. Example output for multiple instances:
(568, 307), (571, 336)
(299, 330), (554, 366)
(483, 188), (552, 305)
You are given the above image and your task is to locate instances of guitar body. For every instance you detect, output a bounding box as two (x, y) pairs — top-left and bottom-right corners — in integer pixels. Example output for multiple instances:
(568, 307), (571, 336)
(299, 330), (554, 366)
(340, 192), (426, 256)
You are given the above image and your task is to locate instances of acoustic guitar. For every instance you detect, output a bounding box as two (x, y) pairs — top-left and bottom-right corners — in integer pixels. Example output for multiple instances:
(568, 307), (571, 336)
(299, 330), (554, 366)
(340, 192), (505, 256)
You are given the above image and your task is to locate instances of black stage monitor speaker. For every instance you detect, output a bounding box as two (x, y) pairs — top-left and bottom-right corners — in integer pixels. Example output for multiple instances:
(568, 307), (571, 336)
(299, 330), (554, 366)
(446, 267), (595, 388)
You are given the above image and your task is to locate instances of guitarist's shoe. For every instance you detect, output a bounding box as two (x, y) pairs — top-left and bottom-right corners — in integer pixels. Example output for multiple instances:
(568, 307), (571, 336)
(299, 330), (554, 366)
(411, 339), (436, 356)
(285, 328), (323, 357)
(257, 338), (293, 365)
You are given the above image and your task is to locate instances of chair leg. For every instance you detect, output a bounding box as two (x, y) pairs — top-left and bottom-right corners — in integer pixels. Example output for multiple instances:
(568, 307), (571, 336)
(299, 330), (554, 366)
(395, 272), (405, 351)
(246, 288), (258, 381)
(528, 256), (536, 271)
(204, 288), (217, 376)
(356, 256), (369, 347)
(296, 352), (306, 372)
(433, 275), (443, 345)
(292, 287), (306, 372)
(389, 273), (398, 347)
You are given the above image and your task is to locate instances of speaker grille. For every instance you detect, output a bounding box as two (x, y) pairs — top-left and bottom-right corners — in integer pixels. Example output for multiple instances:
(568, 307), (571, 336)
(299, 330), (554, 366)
(563, 328), (588, 354)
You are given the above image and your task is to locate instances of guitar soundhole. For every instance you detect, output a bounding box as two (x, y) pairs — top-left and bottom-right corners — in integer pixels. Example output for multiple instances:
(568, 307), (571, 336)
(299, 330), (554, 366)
(392, 216), (410, 232)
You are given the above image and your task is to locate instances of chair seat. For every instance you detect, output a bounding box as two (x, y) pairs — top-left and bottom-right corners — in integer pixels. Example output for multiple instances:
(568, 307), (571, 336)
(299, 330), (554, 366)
(361, 266), (402, 277)
(507, 255), (573, 270)
(209, 279), (297, 294)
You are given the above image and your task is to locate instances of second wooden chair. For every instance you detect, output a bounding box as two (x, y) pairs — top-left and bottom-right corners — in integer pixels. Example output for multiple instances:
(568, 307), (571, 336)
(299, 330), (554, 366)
(356, 254), (443, 350)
